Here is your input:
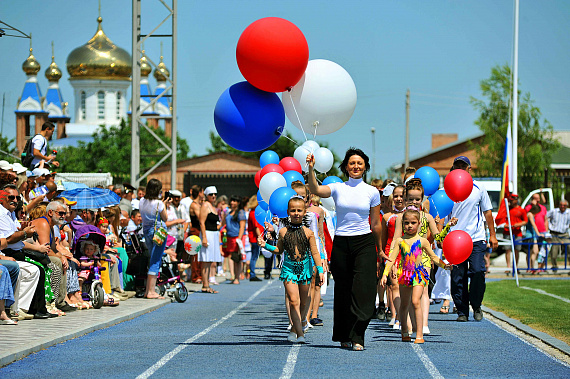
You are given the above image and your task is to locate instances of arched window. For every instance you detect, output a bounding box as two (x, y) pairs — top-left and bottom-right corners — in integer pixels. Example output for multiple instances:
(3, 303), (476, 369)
(116, 92), (121, 119)
(97, 91), (105, 120)
(80, 91), (86, 120)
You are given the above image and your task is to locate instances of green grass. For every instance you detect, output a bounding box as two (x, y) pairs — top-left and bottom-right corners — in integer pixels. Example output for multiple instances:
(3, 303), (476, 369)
(484, 279), (570, 344)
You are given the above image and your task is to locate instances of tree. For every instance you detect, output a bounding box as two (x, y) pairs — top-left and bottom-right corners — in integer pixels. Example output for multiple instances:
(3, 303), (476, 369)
(57, 119), (190, 183)
(469, 64), (560, 196)
(0, 135), (18, 162)
(207, 131), (341, 177)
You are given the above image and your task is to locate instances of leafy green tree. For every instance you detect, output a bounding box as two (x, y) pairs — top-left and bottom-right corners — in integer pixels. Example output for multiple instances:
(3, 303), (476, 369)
(57, 119), (190, 183)
(207, 131), (341, 177)
(470, 64), (559, 196)
(0, 135), (18, 162)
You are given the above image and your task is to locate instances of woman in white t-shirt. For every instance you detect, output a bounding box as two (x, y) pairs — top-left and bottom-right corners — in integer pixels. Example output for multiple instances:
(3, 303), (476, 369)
(139, 179), (171, 299)
(307, 147), (386, 351)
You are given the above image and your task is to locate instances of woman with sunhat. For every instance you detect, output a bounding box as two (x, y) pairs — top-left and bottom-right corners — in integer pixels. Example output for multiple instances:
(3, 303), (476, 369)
(198, 186), (224, 293)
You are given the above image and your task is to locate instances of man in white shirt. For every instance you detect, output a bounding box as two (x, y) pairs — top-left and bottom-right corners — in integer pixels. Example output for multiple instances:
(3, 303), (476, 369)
(165, 190), (187, 260)
(547, 200), (570, 271)
(31, 122), (59, 168)
(444, 157), (498, 322)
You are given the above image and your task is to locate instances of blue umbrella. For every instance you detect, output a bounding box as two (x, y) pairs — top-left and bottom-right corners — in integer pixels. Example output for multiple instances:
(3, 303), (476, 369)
(62, 181), (89, 191)
(60, 188), (121, 210)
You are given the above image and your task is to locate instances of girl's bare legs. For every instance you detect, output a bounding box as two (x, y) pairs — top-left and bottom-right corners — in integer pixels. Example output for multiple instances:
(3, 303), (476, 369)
(285, 281), (304, 337)
(387, 287), (395, 319)
(412, 285), (425, 340)
(232, 259), (241, 283)
(201, 262), (211, 290)
(391, 281), (401, 324)
(399, 286), (412, 335)
(310, 279), (321, 321)
(421, 267), (430, 330)
(530, 244), (538, 270)
(0, 300), (14, 323)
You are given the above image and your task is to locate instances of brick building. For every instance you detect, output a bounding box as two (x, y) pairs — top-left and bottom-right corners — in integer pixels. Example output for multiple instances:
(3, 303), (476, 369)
(147, 152), (259, 197)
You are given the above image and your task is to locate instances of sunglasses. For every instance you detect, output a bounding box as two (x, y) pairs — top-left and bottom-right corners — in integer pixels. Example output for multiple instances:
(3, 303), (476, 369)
(54, 211), (67, 216)
(6, 195), (17, 202)
(207, 193), (217, 196)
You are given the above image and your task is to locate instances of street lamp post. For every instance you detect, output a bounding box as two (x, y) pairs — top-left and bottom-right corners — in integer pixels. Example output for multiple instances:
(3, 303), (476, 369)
(371, 127), (376, 179)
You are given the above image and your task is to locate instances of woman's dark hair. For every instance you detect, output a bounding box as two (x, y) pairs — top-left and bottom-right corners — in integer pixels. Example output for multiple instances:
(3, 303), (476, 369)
(339, 147), (370, 176)
(230, 195), (246, 221)
(529, 204), (541, 214)
(145, 179), (162, 200)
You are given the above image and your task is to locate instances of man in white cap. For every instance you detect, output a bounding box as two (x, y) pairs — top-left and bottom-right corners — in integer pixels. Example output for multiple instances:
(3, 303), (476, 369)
(0, 160), (14, 173)
(31, 168), (53, 186)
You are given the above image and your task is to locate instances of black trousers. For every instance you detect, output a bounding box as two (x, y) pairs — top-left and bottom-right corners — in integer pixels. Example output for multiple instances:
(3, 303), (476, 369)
(451, 240), (487, 317)
(3, 249), (48, 314)
(330, 233), (377, 346)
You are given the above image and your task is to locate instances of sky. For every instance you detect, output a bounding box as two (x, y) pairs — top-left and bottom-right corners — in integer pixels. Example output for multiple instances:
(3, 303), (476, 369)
(1, 0), (569, 178)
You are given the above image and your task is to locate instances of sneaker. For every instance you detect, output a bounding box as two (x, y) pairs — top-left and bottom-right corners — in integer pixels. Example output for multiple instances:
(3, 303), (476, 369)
(250, 276), (262, 282)
(287, 324), (292, 331)
(376, 308), (386, 321)
(310, 318), (323, 326)
(287, 332), (297, 342)
(473, 308), (483, 321)
(264, 273), (271, 280)
(296, 336), (306, 344)
(302, 322), (312, 333)
(393, 320), (400, 330)
(456, 315), (468, 322)
(388, 318), (396, 326)
(423, 326), (430, 335)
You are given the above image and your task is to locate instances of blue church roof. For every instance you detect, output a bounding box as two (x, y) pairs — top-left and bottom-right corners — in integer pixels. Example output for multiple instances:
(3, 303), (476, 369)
(19, 82), (42, 107)
(45, 87), (63, 109)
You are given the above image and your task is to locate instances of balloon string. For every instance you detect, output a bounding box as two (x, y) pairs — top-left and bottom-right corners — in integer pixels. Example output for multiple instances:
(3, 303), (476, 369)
(429, 196), (439, 217)
(280, 133), (300, 147)
(312, 121), (319, 139)
(287, 91), (308, 142)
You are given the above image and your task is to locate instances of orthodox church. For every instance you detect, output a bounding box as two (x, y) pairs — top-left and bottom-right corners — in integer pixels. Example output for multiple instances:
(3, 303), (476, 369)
(14, 14), (172, 152)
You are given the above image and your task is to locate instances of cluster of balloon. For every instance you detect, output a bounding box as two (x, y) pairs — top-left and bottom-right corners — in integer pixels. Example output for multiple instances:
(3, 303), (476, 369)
(442, 230), (473, 265)
(293, 140), (334, 173)
(214, 18), (310, 152)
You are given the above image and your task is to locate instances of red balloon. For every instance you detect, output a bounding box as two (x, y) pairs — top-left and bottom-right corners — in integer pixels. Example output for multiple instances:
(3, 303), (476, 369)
(444, 170), (473, 202)
(279, 157), (302, 174)
(254, 169), (262, 188)
(236, 17), (309, 93)
(260, 163), (284, 179)
(442, 230), (473, 265)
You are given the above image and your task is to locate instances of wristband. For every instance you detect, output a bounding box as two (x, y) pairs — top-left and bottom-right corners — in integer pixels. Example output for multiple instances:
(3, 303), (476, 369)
(316, 265), (324, 274)
(265, 244), (276, 252)
(382, 268), (390, 277)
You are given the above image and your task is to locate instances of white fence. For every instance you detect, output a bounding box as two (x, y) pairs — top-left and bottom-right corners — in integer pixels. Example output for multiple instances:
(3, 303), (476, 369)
(54, 173), (113, 188)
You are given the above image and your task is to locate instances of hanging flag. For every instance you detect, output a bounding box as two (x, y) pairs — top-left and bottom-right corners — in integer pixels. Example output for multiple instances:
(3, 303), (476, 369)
(495, 124), (513, 226)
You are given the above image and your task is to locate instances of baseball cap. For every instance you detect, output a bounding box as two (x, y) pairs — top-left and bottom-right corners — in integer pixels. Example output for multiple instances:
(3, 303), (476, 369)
(0, 160), (13, 171)
(169, 189), (182, 197)
(204, 186), (217, 196)
(11, 163), (27, 174)
(509, 193), (519, 199)
(32, 168), (51, 177)
(453, 156), (471, 166)
(60, 196), (78, 206)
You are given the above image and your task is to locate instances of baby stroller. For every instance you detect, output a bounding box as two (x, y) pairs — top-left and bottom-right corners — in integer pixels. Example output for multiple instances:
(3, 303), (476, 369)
(120, 225), (149, 298)
(72, 225), (109, 309)
(156, 252), (189, 303)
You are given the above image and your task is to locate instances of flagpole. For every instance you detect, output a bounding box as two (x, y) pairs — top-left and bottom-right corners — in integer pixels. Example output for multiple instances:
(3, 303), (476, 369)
(512, 0), (519, 195)
(505, 198), (519, 287)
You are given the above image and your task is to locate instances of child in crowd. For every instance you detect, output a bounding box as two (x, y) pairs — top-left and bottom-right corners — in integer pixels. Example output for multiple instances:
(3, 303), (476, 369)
(258, 195), (324, 344)
(381, 208), (451, 344)
(78, 240), (118, 307)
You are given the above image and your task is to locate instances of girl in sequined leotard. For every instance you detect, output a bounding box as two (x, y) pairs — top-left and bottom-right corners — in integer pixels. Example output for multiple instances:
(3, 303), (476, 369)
(381, 209), (450, 344)
(258, 196), (324, 344)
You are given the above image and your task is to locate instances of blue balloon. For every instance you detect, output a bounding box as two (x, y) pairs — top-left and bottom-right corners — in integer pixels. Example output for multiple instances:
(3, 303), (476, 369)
(283, 170), (305, 187)
(255, 205), (269, 225)
(415, 166), (440, 197)
(257, 190), (268, 211)
(214, 81), (285, 152)
(260, 150), (280, 168)
(323, 176), (343, 186)
(269, 187), (297, 218)
(429, 189), (454, 219)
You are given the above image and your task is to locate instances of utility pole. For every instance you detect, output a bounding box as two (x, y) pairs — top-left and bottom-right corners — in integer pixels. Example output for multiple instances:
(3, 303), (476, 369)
(370, 127), (376, 178)
(405, 89), (410, 168)
(512, 0), (519, 195)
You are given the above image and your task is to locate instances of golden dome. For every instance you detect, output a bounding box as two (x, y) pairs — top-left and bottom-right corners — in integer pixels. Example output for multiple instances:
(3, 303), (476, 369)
(140, 50), (152, 77)
(153, 55), (170, 82)
(66, 16), (132, 80)
(45, 55), (62, 81)
(22, 48), (41, 75)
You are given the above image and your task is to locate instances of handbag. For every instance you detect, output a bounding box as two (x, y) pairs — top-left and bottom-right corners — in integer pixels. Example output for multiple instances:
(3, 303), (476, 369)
(152, 202), (168, 246)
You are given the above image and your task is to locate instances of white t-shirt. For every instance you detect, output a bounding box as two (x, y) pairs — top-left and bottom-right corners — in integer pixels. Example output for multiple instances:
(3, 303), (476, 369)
(327, 177), (381, 236)
(31, 134), (48, 167)
(180, 197), (193, 214)
(448, 179), (493, 242)
(139, 198), (165, 233)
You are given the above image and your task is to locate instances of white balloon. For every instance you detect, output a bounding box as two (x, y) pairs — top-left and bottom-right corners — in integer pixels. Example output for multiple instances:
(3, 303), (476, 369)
(259, 172), (287, 203)
(302, 140), (320, 153)
(294, 145), (312, 173)
(320, 196), (336, 212)
(283, 59), (357, 135)
(313, 147), (334, 173)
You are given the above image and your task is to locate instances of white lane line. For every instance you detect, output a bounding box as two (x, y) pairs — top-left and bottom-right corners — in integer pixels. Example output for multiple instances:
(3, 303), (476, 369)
(137, 280), (274, 379)
(411, 343), (445, 379)
(520, 286), (570, 304)
(279, 344), (301, 379)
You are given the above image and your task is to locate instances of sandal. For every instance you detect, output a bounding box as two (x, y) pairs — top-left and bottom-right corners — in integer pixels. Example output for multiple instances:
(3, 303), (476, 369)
(231, 279), (240, 284)
(402, 333), (412, 342)
(414, 338), (425, 344)
(352, 343), (364, 351)
(439, 305), (450, 314)
(201, 287), (218, 294)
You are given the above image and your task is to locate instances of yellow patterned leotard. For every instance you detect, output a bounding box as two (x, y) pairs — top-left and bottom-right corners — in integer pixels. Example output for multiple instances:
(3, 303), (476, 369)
(398, 239), (429, 287)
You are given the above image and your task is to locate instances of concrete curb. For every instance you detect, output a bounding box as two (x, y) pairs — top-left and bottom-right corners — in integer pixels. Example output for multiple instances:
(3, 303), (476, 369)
(0, 299), (169, 368)
(482, 305), (570, 356)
